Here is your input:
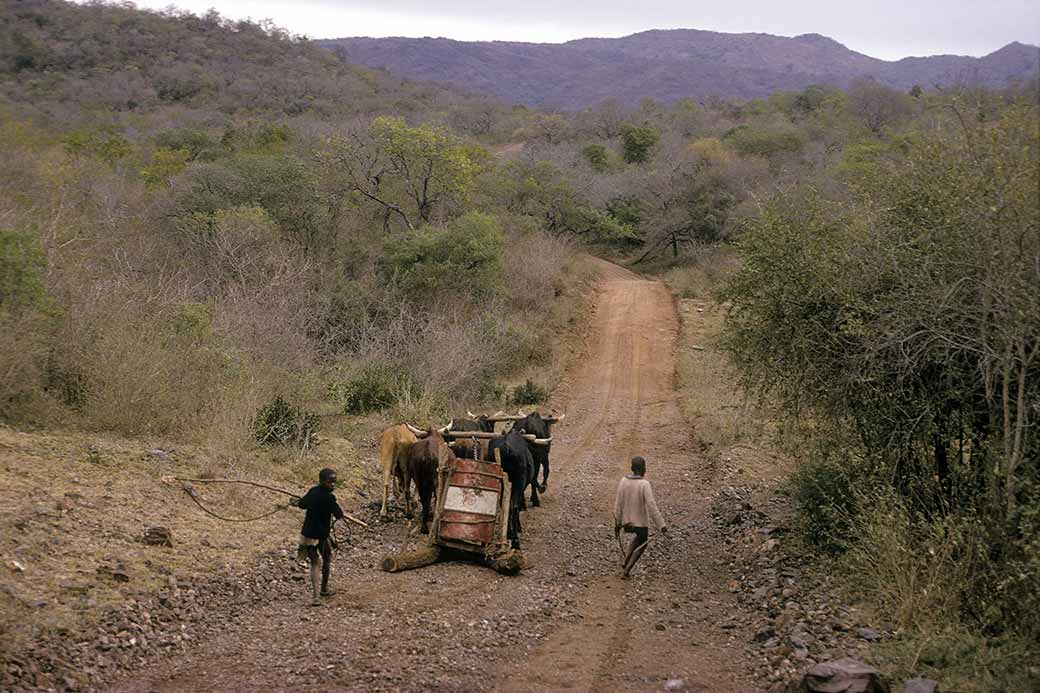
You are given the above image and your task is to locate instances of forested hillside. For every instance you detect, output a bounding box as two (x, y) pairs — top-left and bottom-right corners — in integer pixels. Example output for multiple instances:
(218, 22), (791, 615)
(0, 0), (577, 450)
(0, 0), (497, 121)
(322, 30), (1040, 108)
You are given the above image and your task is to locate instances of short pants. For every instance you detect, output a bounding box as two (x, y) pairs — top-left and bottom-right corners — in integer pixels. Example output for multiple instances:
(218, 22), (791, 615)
(296, 535), (331, 562)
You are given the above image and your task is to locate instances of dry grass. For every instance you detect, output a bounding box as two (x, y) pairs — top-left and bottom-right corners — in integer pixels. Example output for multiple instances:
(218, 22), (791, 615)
(675, 297), (769, 455)
(0, 425), (364, 654)
(499, 252), (601, 406)
(661, 247), (741, 300)
(659, 248), (790, 493)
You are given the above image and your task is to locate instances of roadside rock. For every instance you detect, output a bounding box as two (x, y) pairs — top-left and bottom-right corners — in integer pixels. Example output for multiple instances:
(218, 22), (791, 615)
(141, 526), (173, 547)
(797, 658), (889, 693)
(902, 678), (939, 693)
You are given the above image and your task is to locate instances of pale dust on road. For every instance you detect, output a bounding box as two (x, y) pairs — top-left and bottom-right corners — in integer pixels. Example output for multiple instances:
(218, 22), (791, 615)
(115, 258), (756, 693)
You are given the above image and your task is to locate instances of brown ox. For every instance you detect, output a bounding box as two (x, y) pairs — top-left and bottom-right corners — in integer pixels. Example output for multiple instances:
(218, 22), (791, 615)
(402, 428), (456, 534)
(377, 424), (418, 520)
(449, 436), (490, 461)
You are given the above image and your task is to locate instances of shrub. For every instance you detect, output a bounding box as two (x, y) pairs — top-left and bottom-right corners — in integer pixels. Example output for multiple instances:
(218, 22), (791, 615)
(721, 105), (1039, 642)
(0, 229), (53, 418)
(620, 123), (660, 163)
(511, 379), (548, 406)
(141, 147), (191, 187)
(81, 308), (227, 436)
(381, 211), (504, 301)
(331, 362), (417, 415)
(176, 154), (331, 250)
(581, 143), (612, 171)
(0, 228), (47, 313)
(61, 127), (132, 164)
(155, 128), (222, 162)
(253, 396), (319, 448)
(789, 455), (863, 554)
(688, 137), (732, 166)
(722, 125), (804, 159)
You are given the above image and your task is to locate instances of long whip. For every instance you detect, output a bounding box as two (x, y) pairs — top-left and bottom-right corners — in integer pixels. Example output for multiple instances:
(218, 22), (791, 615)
(161, 476), (369, 527)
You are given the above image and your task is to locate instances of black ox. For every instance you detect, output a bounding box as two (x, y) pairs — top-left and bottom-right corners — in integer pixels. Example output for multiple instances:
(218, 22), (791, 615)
(448, 414), (495, 433)
(488, 428), (535, 549)
(512, 412), (551, 503)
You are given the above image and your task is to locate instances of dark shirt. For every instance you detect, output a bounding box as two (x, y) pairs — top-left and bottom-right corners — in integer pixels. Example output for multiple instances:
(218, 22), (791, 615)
(297, 485), (344, 540)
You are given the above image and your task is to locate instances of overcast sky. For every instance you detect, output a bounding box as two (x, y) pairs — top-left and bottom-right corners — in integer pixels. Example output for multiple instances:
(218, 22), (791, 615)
(126, 0), (1039, 60)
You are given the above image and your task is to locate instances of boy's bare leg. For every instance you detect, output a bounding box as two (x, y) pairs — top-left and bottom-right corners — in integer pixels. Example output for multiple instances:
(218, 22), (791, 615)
(309, 553), (321, 606)
(622, 528), (649, 577)
(320, 542), (335, 596)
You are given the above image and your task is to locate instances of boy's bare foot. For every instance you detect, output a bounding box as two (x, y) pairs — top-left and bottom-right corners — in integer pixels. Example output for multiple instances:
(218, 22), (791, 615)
(310, 597), (321, 606)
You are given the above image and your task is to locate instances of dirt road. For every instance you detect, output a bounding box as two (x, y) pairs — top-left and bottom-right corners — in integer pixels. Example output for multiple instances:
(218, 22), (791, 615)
(114, 259), (756, 692)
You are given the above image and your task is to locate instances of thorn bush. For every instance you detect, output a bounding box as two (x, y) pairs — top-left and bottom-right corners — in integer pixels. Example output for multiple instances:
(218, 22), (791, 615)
(332, 363), (417, 415)
(511, 379), (548, 406)
(253, 396), (319, 448)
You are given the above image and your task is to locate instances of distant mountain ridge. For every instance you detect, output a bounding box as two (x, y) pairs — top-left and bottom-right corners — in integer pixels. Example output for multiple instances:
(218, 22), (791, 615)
(319, 30), (1040, 109)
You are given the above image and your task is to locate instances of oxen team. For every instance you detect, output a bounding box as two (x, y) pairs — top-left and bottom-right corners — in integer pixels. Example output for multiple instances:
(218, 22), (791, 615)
(377, 411), (560, 549)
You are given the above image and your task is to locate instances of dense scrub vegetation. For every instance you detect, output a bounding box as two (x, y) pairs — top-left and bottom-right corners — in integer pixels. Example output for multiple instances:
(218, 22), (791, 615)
(717, 101), (1039, 685)
(1, 1), (1037, 682)
(0, 0), (584, 450)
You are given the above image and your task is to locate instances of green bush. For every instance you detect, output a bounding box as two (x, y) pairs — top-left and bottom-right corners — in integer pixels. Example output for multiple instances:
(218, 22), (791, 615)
(620, 123), (660, 163)
(511, 379), (548, 406)
(61, 127), (132, 164)
(0, 228), (47, 313)
(722, 125), (804, 159)
(332, 363), (417, 415)
(721, 106), (1039, 642)
(253, 396), (319, 448)
(177, 153), (331, 250)
(582, 143), (611, 171)
(789, 455), (862, 553)
(155, 128), (222, 161)
(0, 229), (53, 418)
(381, 211), (503, 301)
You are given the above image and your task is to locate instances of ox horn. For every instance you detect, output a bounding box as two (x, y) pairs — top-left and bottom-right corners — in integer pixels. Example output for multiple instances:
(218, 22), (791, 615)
(467, 410), (478, 419)
(437, 423), (451, 434)
(517, 408), (527, 416)
(532, 437), (552, 445)
(405, 423), (427, 437)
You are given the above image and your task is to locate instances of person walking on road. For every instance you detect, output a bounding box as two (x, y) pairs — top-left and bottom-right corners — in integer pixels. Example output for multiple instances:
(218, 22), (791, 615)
(294, 468), (344, 605)
(613, 456), (666, 578)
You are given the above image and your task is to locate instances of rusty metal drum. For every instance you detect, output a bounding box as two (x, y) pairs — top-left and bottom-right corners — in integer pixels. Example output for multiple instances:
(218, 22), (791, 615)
(429, 456), (511, 553)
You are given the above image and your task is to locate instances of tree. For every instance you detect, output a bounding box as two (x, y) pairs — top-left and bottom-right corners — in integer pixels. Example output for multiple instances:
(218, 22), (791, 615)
(632, 156), (738, 262)
(485, 160), (636, 245)
(320, 117), (482, 231)
(175, 153), (333, 252)
(722, 124), (804, 160)
(620, 123), (660, 163)
(847, 77), (912, 136)
(581, 143), (612, 172)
